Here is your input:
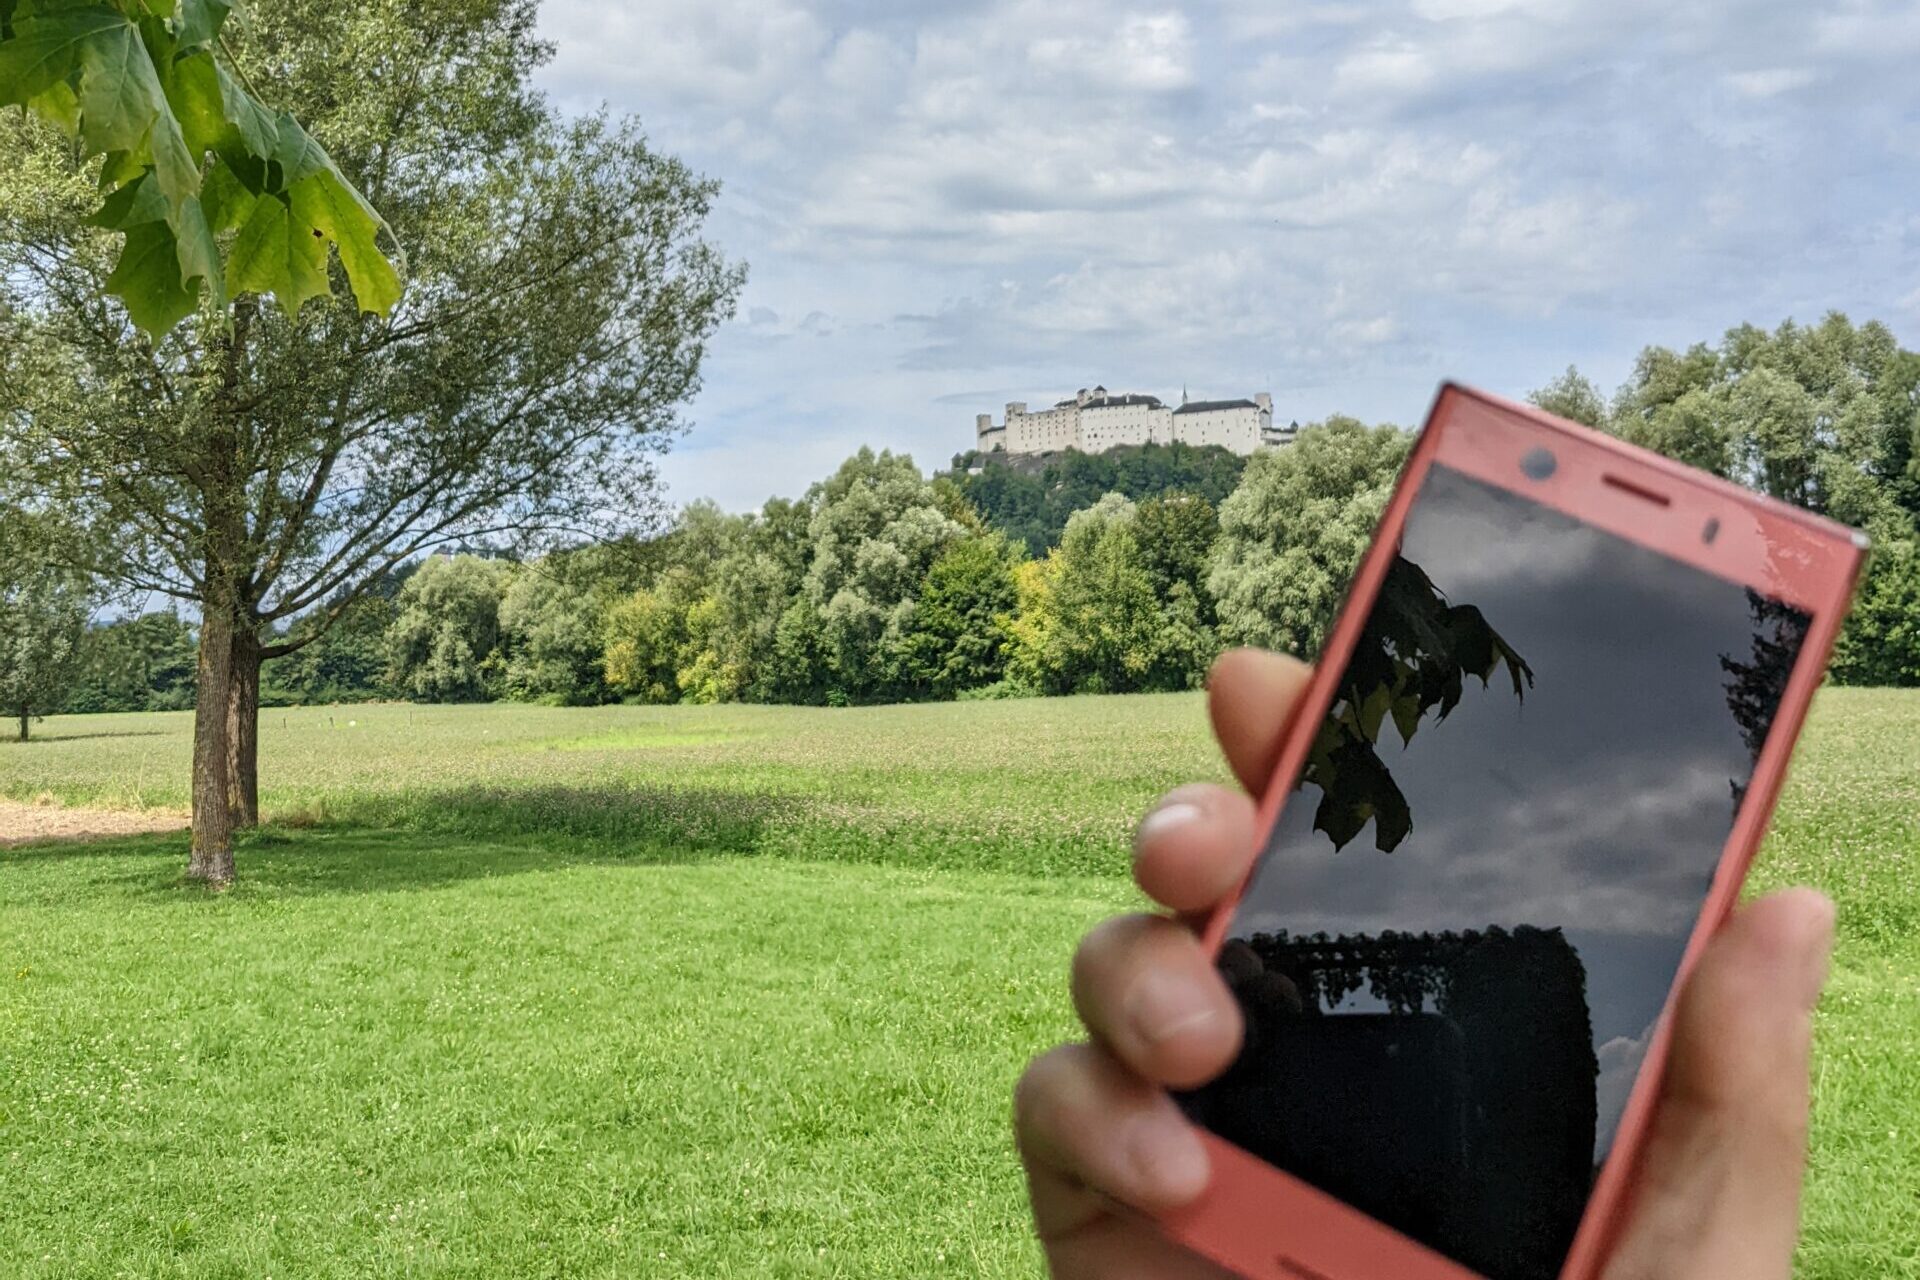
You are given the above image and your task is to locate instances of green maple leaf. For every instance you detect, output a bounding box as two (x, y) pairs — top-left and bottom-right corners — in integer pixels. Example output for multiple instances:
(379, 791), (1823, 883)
(0, 7), (121, 106)
(213, 62), (276, 157)
(170, 191), (223, 305)
(198, 160), (255, 234)
(95, 172), (227, 320)
(289, 170), (403, 315)
(27, 78), (81, 130)
(0, 0), (403, 336)
(171, 0), (231, 47)
(163, 48), (225, 154)
(268, 114), (331, 191)
(106, 220), (200, 335)
(72, 14), (200, 211)
(92, 166), (172, 229)
(227, 192), (329, 317)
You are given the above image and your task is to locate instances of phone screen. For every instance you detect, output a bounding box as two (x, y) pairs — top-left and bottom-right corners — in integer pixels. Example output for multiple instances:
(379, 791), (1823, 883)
(1178, 462), (1813, 1280)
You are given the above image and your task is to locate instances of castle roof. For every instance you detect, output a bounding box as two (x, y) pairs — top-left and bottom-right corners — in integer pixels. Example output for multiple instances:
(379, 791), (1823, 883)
(1174, 398), (1261, 415)
(1054, 392), (1165, 410)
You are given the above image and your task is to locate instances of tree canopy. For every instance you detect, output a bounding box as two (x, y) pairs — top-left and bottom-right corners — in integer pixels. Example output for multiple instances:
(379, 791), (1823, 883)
(947, 440), (1246, 555)
(62, 610), (198, 712)
(1210, 417), (1414, 660)
(386, 554), (514, 703)
(0, 511), (90, 739)
(1537, 313), (1920, 687)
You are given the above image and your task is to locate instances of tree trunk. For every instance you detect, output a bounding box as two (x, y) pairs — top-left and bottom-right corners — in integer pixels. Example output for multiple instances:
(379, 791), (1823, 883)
(16, 711), (26, 743)
(190, 295), (251, 886)
(188, 608), (237, 886)
(227, 631), (261, 829)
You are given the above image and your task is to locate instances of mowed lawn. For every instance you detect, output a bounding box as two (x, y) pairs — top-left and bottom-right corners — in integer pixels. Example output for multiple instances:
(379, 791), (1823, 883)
(2, 691), (1918, 1278)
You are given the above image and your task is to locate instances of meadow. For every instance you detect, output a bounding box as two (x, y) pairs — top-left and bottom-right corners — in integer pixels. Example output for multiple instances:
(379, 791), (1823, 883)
(2, 691), (1918, 1277)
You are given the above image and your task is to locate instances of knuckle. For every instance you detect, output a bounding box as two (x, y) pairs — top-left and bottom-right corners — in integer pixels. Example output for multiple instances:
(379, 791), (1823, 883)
(1013, 1045), (1081, 1141)
(1070, 915), (1152, 992)
(1157, 781), (1221, 812)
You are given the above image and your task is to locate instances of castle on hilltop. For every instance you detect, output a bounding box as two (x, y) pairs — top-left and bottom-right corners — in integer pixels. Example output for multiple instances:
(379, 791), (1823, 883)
(974, 386), (1296, 459)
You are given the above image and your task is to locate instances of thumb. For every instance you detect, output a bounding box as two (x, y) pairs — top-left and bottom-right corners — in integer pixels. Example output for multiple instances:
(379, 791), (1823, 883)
(1604, 889), (1836, 1280)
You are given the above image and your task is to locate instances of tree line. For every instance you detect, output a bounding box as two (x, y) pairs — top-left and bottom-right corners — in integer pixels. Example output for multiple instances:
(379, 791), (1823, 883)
(1534, 314), (1920, 686)
(39, 313), (1917, 722)
(32, 426), (1401, 712)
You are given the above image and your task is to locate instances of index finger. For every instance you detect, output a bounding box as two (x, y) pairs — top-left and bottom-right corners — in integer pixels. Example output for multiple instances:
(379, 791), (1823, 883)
(1207, 649), (1313, 798)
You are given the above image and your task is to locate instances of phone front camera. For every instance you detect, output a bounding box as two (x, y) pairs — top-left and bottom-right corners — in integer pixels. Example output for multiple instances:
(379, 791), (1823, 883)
(1519, 447), (1558, 481)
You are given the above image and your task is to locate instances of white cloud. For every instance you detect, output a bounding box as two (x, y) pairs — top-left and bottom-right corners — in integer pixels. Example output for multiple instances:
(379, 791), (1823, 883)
(1813, 1), (1920, 58)
(1030, 11), (1195, 90)
(1333, 41), (1439, 97)
(1331, 315), (1402, 345)
(541, 0), (829, 113)
(1594, 1022), (1656, 1154)
(1724, 67), (1819, 97)
(658, 433), (873, 513)
(1223, 5), (1374, 40)
(1411, 0), (1543, 20)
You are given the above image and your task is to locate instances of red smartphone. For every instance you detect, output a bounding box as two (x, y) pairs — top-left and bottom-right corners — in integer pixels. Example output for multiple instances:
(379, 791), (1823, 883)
(1157, 384), (1866, 1280)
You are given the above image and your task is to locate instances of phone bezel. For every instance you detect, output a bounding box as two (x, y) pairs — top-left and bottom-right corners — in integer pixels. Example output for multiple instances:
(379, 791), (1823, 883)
(1151, 383), (1867, 1280)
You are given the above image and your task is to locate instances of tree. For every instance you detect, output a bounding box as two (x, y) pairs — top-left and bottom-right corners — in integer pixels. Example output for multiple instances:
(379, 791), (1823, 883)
(802, 449), (967, 702)
(597, 501), (777, 705)
(1210, 418), (1413, 659)
(499, 565), (610, 706)
(1001, 558), (1060, 696)
(663, 500), (803, 705)
(0, 520), (89, 740)
(63, 610), (198, 712)
(601, 583), (689, 705)
(384, 554), (513, 704)
(1, 2), (741, 882)
(948, 441), (1247, 555)
(1529, 366), (1607, 429)
(719, 499), (812, 702)
(1594, 315), (1919, 528)
(894, 534), (1021, 697)
(0, 0), (400, 335)
(1135, 493), (1220, 620)
(765, 595), (833, 706)
(1831, 540), (1920, 687)
(1014, 494), (1215, 695)
(266, 570), (408, 705)
(1555, 315), (1920, 684)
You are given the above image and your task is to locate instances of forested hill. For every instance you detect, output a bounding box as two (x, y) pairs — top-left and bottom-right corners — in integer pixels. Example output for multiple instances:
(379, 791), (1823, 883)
(943, 442), (1247, 555)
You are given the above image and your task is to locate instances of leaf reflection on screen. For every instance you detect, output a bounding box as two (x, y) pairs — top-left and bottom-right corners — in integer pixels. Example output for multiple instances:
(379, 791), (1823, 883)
(1305, 556), (1534, 852)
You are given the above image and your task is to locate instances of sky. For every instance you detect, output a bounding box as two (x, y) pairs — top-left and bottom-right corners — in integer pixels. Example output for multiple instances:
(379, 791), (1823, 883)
(534, 0), (1920, 512)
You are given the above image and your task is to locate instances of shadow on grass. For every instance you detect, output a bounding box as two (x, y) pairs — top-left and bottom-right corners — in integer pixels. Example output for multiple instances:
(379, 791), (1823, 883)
(3, 783), (804, 902)
(11, 729), (172, 743)
(4, 777), (1119, 897)
(329, 781), (798, 855)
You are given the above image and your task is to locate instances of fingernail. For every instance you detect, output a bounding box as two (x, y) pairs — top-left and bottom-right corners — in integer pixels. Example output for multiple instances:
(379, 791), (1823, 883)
(1127, 968), (1219, 1046)
(1127, 1107), (1210, 1202)
(1135, 801), (1204, 855)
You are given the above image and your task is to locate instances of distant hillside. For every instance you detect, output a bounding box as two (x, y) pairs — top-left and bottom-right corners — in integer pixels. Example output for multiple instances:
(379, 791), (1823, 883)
(943, 441), (1248, 555)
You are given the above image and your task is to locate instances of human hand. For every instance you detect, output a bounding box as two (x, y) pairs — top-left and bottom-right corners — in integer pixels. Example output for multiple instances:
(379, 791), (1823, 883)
(1014, 649), (1836, 1280)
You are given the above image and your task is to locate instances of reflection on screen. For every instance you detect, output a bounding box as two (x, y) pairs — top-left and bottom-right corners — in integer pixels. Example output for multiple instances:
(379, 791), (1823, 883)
(1178, 464), (1811, 1280)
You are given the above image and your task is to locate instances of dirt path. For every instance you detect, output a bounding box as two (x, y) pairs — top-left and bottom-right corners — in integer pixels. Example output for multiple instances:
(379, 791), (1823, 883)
(0, 798), (188, 848)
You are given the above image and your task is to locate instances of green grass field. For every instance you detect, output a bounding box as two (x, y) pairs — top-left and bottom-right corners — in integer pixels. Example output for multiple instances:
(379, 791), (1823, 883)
(2, 691), (1918, 1277)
